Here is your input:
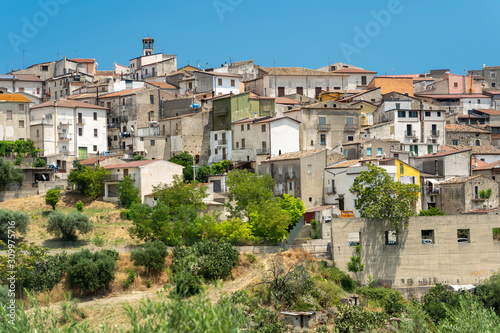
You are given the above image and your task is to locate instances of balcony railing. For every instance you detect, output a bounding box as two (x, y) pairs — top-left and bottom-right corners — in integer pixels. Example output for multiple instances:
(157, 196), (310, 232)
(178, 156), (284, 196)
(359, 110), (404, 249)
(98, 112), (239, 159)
(104, 174), (136, 182)
(430, 130), (440, 137)
(59, 134), (71, 141)
(325, 186), (336, 194)
(405, 130), (417, 138)
(256, 148), (269, 155)
(118, 115), (128, 123)
(217, 139), (228, 145)
(107, 123), (119, 128)
(286, 171), (295, 179)
(426, 188), (440, 195)
(59, 119), (72, 125)
(344, 124), (359, 131)
(317, 124), (331, 131)
(30, 118), (52, 126)
(76, 119), (85, 125)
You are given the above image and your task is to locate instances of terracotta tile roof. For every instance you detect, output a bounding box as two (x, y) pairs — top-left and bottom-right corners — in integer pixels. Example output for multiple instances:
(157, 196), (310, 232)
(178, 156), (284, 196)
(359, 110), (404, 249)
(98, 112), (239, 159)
(30, 99), (108, 110)
(71, 58), (95, 63)
(332, 68), (377, 74)
(440, 175), (482, 185)
(484, 90), (500, 96)
(262, 149), (326, 162)
(472, 158), (489, 169)
(476, 109), (500, 116)
(461, 207), (500, 214)
(95, 70), (116, 76)
(484, 66), (500, 70)
(248, 92), (275, 100)
(100, 88), (143, 98)
(232, 116), (300, 125)
(327, 159), (362, 169)
(448, 144), (500, 155)
(67, 93), (98, 100)
(338, 87), (380, 101)
(104, 160), (158, 169)
(446, 124), (490, 133)
(417, 94), (489, 99)
(10, 74), (43, 82)
(145, 81), (177, 89)
(473, 160), (500, 171)
(275, 97), (301, 104)
(0, 94), (32, 102)
(160, 110), (209, 121)
(415, 146), (471, 159)
(458, 114), (483, 118)
(79, 154), (124, 165)
(260, 67), (345, 76)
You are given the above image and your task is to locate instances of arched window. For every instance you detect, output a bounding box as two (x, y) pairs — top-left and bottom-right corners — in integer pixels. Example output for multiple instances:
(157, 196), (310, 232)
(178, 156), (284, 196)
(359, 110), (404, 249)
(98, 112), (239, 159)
(476, 140), (480, 146)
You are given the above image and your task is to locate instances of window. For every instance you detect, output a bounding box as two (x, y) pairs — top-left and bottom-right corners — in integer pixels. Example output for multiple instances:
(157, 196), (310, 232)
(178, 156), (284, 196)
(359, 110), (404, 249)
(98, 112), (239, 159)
(289, 182), (293, 191)
(78, 128), (83, 136)
(93, 145), (97, 151)
(307, 164), (312, 173)
(262, 141), (267, 149)
(18, 120), (24, 128)
(400, 163), (404, 174)
(94, 129), (98, 137)
(218, 78), (223, 86)
(241, 139), (245, 148)
(188, 82), (193, 90)
(474, 186), (479, 199)
(395, 103), (400, 110)
(214, 133), (218, 141)
(437, 111), (441, 117)
(492, 83), (496, 87)
(240, 124), (245, 131)
(476, 139), (480, 146)
(18, 104), (24, 111)
(452, 140), (458, 145)
(315, 87), (322, 97)
(278, 167), (282, 175)
(311, 140), (314, 146)
(235, 141), (239, 148)
(36, 129), (39, 137)
(114, 135), (117, 141)
(309, 197), (312, 202)
(421, 230), (434, 244)
(398, 111), (406, 118)
(378, 148), (382, 155)
(230, 79), (235, 87)
(428, 145), (433, 154)
(93, 112), (97, 120)
(151, 140), (155, 146)
(247, 124), (250, 130)
(296, 87), (303, 95)
(361, 75), (367, 85)
(425, 111), (431, 117)
(385, 231), (398, 245)
(409, 111), (418, 118)
(278, 87), (285, 97)
(347, 232), (360, 246)
(454, 82), (458, 88)
(6, 110), (12, 120)
(320, 134), (326, 145)
(347, 136), (354, 141)
(367, 148), (372, 156)
(262, 124), (266, 132)
(457, 229), (470, 243)
(122, 98), (125, 106)
(150, 95), (154, 104)
(41, 65), (49, 71)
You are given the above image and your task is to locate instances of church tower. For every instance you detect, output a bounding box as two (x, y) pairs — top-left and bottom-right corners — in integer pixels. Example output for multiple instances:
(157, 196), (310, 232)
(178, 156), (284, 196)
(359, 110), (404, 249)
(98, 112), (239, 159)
(142, 37), (154, 56)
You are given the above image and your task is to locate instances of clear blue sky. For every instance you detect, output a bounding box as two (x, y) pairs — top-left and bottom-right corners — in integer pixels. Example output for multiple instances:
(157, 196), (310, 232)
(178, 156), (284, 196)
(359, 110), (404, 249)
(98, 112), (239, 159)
(2, 0), (499, 75)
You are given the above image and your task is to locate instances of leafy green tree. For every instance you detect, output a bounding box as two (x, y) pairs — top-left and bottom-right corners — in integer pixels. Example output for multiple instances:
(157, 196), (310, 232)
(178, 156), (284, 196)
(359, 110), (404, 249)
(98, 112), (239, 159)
(169, 151), (194, 181)
(153, 175), (208, 212)
(133, 154), (146, 161)
(350, 164), (419, 229)
(479, 188), (493, 200)
(46, 211), (93, 241)
(347, 245), (364, 285)
(418, 207), (447, 216)
(248, 199), (292, 242)
(277, 194), (305, 227)
(0, 209), (30, 241)
(0, 158), (24, 190)
(477, 270), (500, 315)
(32, 158), (47, 167)
(422, 283), (461, 324)
(76, 201), (84, 212)
(130, 240), (168, 275)
(68, 163), (110, 199)
(65, 249), (116, 292)
(226, 169), (274, 218)
(45, 187), (61, 210)
(117, 175), (141, 208)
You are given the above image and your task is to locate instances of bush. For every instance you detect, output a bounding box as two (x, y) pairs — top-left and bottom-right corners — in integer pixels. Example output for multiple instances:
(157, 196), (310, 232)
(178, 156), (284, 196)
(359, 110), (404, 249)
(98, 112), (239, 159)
(65, 249), (116, 292)
(117, 175), (140, 208)
(102, 249), (120, 261)
(246, 253), (257, 263)
(0, 285), (10, 304)
(192, 241), (240, 281)
(32, 158), (47, 167)
(477, 270), (500, 315)
(422, 283), (460, 324)
(46, 211), (93, 241)
(122, 269), (136, 289)
(131, 240), (168, 275)
(121, 209), (132, 220)
(76, 201), (84, 212)
(418, 207), (447, 216)
(133, 154), (145, 161)
(334, 303), (388, 333)
(311, 219), (321, 239)
(23, 252), (68, 292)
(0, 209), (30, 241)
(45, 187), (61, 211)
(318, 264), (357, 292)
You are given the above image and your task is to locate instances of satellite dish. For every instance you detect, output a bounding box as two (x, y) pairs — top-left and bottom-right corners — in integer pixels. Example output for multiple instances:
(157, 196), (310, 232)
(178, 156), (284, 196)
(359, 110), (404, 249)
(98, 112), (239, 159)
(131, 127), (134, 132)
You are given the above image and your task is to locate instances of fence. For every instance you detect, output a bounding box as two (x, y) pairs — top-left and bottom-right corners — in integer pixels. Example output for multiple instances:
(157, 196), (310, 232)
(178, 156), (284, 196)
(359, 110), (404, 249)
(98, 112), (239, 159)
(279, 216), (305, 250)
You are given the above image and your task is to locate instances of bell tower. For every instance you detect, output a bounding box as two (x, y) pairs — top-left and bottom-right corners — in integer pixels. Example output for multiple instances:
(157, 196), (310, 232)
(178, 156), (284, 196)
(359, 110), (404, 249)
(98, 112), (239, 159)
(142, 37), (154, 56)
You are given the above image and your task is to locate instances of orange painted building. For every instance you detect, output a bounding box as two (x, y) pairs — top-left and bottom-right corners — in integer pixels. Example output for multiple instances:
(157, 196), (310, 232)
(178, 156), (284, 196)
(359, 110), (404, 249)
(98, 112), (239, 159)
(367, 77), (414, 96)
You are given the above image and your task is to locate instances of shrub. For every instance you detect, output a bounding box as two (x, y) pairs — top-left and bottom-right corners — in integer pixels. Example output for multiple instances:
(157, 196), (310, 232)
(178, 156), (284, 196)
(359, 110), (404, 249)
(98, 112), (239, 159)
(0, 209), (30, 241)
(422, 283), (460, 324)
(246, 253), (257, 263)
(117, 175), (140, 208)
(92, 234), (105, 247)
(476, 270), (500, 315)
(130, 240), (168, 275)
(46, 211), (93, 241)
(45, 187), (61, 211)
(318, 263), (357, 292)
(395, 302), (434, 333)
(0, 158), (24, 190)
(122, 269), (136, 289)
(32, 158), (47, 167)
(316, 325), (330, 333)
(192, 241), (240, 281)
(0, 285), (10, 304)
(418, 207), (447, 216)
(65, 249), (116, 292)
(133, 154), (145, 161)
(333, 303), (388, 333)
(121, 209), (132, 220)
(102, 249), (120, 261)
(76, 201), (84, 212)
(383, 291), (406, 316)
(23, 252), (68, 292)
(311, 219), (321, 239)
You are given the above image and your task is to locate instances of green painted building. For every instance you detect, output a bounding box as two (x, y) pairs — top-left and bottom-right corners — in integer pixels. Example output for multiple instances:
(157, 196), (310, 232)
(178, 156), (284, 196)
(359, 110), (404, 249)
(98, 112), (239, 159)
(212, 92), (275, 131)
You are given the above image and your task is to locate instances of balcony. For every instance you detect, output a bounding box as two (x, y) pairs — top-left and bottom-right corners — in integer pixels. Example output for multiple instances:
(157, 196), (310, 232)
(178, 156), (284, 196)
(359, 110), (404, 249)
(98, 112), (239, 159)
(104, 174), (136, 182)
(344, 124), (359, 132)
(59, 134), (71, 141)
(107, 123), (119, 128)
(30, 118), (52, 126)
(76, 119), (85, 126)
(317, 124), (331, 131)
(286, 171), (295, 179)
(118, 115), (128, 123)
(59, 119), (72, 125)
(120, 132), (132, 138)
(325, 186), (336, 194)
(430, 130), (440, 137)
(405, 130), (417, 138)
(256, 148), (269, 155)
(217, 139), (228, 146)
(426, 188), (440, 195)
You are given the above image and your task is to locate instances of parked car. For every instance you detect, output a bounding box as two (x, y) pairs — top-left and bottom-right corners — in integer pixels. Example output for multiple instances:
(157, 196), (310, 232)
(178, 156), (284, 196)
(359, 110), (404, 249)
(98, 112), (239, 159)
(457, 238), (469, 243)
(422, 239), (433, 244)
(101, 151), (116, 156)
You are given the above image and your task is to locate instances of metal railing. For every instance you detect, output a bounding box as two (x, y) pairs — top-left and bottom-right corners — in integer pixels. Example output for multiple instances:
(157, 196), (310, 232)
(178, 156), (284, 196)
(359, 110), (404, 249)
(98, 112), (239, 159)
(286, 171), (295, 179)
(59, 134), (71, 140)
(107, 123), (119, 128)
(317, 124), (331, 131)
(344, 124), (358, 131)
(430, 130), (440, 137)
(217, 139), (228, 145)
(103, 174), (136, 182)
(76, 118), (85, 125)
(256, 148), (269, 155)
(325, 186), (336, 194)
(405, 130), (417, 137)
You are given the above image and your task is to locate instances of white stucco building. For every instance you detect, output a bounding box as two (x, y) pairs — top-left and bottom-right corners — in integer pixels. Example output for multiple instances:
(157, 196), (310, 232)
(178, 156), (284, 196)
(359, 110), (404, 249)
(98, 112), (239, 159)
(29, 100), (108, 169)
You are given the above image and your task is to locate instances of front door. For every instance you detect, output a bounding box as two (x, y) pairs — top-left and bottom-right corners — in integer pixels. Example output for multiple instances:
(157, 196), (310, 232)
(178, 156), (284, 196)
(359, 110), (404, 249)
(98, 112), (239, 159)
(222, 147), (227, 160)
(78, 147), (87, 160)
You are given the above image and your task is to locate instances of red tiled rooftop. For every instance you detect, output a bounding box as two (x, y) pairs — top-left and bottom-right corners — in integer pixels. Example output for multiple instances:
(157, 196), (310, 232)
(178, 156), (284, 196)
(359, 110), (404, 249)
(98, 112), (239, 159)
(71, 58), (95, 63)
(146, 81), (177, 89)
(100, 88), (142, 98)
(104, 160), (158, 169)
(0, 94), (32, 102)
(332, 68), (377, 74)
(30, 99), (108, 110)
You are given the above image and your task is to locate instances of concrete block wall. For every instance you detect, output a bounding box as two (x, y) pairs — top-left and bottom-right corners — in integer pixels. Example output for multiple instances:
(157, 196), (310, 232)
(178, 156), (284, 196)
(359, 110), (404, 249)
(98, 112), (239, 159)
(330, 215), (500, 288)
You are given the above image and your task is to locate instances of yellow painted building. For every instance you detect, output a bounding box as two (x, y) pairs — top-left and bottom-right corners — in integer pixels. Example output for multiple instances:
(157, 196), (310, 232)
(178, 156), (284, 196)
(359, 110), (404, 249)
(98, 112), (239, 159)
(367, 77), (414, 96)
(394, 158), (420, 182)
